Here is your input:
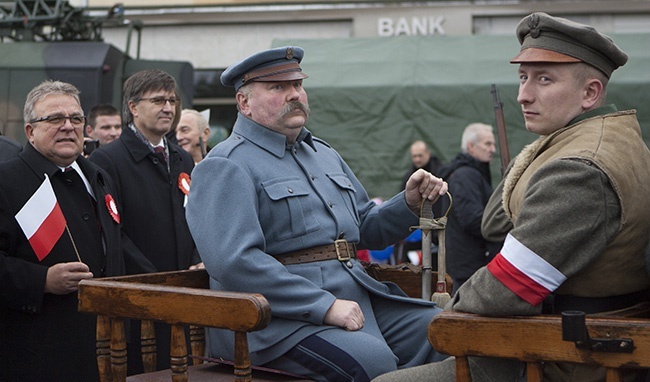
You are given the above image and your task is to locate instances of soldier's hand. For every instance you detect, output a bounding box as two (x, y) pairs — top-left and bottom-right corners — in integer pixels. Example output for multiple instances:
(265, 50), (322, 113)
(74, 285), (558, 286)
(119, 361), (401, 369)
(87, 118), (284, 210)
(323, 299), (365, 331)
(44, 262), (93, 295)
(404, 169), (447, 214)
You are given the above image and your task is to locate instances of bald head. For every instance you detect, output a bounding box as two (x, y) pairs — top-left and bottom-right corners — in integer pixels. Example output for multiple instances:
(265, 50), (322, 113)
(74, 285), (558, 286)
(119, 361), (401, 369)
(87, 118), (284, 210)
(410, 140), (431, 169)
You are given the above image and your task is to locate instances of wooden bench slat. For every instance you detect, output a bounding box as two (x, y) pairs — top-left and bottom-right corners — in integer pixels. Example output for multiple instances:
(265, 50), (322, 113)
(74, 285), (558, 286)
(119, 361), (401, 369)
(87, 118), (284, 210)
(429, 311), (650, 371)
(79, 278), (270, 331)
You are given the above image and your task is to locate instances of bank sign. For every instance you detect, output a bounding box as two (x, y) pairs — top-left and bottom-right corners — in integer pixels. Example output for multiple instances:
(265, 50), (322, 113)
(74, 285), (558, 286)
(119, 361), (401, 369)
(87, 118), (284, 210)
(378, 16), (446, 36)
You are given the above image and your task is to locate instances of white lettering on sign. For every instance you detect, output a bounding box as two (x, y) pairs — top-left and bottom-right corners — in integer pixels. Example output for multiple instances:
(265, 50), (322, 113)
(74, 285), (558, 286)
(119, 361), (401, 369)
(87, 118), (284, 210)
(377, 16), (446, 36)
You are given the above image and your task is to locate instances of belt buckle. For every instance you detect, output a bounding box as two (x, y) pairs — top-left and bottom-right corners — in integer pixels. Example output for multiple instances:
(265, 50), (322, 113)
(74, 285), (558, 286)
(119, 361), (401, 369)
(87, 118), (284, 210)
(335, 239), (351, 262)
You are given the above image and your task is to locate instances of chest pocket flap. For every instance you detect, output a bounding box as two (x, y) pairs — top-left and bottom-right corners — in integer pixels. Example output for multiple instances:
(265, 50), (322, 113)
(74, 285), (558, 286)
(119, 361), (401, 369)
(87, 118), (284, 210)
(262, 178), (320, 241)
(264, 179), (311, 200)
(327, 173), (356, 192)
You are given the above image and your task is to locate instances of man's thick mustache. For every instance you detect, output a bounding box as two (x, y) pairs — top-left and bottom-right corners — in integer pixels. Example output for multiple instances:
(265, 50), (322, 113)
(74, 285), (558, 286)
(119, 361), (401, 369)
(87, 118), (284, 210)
(281, 102), (310, 118)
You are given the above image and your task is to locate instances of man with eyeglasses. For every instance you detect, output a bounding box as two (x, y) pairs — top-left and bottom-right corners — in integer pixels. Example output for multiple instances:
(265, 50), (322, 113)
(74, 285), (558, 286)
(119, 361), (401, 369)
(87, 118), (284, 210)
(0, 80), (153, 381)
(89, 69), (201, 374)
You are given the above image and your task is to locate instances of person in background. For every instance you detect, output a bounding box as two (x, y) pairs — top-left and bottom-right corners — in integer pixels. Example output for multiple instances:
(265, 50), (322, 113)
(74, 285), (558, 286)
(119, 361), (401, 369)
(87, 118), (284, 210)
(400, 140), (442, 191)
(397, 140), (443, 264)
(373, 12), (650, 382)
(0, 80), (150, 382)
(85, 103), (122, 146)
(89, 69), (201, 374)
(176, 109), (210, 164)
(186, 46), (448, 382)
(0, 134), (22, 162)
(437, 123), (501, 294)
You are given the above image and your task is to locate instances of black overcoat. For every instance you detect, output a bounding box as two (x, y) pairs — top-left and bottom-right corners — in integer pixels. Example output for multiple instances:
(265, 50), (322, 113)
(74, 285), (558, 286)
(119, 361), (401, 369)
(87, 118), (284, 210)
(0, 143), (142, 381)
(89, 126), (199, 272)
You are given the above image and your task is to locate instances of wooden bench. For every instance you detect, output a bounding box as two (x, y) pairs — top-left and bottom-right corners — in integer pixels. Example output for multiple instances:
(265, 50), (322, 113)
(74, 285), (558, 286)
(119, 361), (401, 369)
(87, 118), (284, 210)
(428, 308), (650, 382)
(78, 264), (451, 381)
(78, 269), (312, 382)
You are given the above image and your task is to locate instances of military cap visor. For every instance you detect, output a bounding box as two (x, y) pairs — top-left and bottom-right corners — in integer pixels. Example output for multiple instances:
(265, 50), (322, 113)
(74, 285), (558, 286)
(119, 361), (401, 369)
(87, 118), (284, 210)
(510, 12), (627, 78)
(511, 47), (582, 64)
(221, 46), (309, 90)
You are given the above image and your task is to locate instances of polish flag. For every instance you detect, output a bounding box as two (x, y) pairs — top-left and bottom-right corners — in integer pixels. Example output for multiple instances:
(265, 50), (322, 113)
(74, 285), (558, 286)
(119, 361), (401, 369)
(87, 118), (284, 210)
(15, 174), (66, 261)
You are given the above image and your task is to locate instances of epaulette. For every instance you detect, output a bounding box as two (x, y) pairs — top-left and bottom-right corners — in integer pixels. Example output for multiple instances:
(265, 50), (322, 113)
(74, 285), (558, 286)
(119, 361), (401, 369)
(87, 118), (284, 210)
(213, 135), (246, 158)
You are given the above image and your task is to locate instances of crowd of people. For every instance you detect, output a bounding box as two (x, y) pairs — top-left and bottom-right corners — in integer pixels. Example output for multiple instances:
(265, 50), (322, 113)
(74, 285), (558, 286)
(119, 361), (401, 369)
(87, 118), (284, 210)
(1, 10), (649, 382)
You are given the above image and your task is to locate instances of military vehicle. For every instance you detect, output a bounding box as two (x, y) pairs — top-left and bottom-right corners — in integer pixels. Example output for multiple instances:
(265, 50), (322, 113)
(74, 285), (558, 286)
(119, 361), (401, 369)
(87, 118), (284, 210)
(0, 0), (193, 143)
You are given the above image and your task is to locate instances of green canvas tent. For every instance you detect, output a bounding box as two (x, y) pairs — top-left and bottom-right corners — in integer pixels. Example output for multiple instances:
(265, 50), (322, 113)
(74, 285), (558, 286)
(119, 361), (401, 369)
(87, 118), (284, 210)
(273, 34), (650, 199)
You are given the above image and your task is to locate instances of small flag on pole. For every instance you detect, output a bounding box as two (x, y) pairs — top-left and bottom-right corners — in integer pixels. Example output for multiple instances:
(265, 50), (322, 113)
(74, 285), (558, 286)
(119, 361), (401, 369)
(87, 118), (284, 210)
(15, 174), (66, 261)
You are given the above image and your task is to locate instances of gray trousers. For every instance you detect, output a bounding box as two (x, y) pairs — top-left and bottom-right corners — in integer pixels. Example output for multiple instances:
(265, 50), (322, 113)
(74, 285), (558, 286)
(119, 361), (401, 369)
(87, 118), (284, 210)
(264, 294), (447, 382)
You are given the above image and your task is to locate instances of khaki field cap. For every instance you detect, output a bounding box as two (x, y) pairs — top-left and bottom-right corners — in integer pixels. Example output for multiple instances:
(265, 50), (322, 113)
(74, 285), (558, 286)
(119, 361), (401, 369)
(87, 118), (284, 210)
(510, 12), (628, 78)
(220, 46), (309, 91)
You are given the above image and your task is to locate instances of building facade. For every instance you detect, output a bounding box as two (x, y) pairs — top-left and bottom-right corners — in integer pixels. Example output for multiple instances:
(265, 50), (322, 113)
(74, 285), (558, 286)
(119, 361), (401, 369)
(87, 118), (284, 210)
(77, 0), (650, 133)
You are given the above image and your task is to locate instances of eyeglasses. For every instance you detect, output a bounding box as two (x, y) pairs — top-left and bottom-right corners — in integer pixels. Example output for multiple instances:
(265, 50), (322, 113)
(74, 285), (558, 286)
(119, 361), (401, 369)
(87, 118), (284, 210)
(29, 114), (86, 128)
(138, 97), (179, 106)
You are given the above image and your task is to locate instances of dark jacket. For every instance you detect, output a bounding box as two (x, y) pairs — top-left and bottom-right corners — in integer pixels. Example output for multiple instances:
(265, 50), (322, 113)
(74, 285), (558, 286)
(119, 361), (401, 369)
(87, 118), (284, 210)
(89, 126), (199, 272)
(438, 153), (501, 285)
(0, 144), (140, 382)
(89, 125), (198, 374)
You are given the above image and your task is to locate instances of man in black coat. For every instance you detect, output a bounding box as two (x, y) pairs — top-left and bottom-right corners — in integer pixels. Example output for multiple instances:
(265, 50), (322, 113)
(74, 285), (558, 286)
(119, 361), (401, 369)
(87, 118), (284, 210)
(89, 69), (201, 374)
(437, 123), (502, 294)
(0, 80), (150, 382)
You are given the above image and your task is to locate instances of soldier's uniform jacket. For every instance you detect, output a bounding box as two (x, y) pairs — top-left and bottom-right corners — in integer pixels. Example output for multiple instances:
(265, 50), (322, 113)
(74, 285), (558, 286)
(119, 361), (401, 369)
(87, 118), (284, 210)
(186, 113), (435, 365)
(459, 106), (650, 317)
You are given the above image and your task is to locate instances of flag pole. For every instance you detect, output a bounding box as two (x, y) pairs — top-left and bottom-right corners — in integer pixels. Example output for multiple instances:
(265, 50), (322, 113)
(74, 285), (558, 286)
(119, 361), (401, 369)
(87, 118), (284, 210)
(65, 225), (82, 262)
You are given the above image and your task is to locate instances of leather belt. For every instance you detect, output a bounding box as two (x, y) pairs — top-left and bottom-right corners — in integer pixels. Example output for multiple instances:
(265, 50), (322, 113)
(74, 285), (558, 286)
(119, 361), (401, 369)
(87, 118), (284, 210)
(274, 239), (357, 265)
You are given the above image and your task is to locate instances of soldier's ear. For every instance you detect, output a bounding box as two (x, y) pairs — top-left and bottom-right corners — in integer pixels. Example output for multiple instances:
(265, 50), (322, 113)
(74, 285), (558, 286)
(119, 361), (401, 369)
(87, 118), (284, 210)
(582, 78), (603, 110)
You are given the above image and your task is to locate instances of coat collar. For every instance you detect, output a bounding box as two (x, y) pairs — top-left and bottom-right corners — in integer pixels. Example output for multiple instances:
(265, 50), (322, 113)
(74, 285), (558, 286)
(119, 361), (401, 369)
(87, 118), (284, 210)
(232, 113), (316, 158)
(19, 143), (104, 189)
(121, 124), (185, 166)
(120, 125), (158, 162)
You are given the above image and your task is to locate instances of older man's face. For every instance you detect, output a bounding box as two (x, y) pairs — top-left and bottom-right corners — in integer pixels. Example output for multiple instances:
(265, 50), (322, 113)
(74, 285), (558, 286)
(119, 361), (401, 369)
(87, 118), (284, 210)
(238, 80), (310, 143)
(25, 94), (84, 167)
(176, 113), (209, 161)
(468, 130), (496, 163)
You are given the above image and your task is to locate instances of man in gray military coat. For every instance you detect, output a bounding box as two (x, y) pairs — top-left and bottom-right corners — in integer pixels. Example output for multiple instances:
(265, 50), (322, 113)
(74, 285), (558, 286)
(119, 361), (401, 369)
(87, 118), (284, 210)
(186, 46), (449, 381)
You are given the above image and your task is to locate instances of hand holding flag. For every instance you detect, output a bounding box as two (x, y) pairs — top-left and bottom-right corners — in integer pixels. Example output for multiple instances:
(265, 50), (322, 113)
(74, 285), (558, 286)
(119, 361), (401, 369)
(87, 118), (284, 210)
(44, 262), (93, 295)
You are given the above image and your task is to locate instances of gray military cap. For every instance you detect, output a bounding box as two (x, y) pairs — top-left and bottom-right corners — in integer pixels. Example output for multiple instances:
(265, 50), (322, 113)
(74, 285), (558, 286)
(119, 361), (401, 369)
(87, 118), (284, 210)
(510, 12), (628, 78)
(220, 46), (309, 90)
